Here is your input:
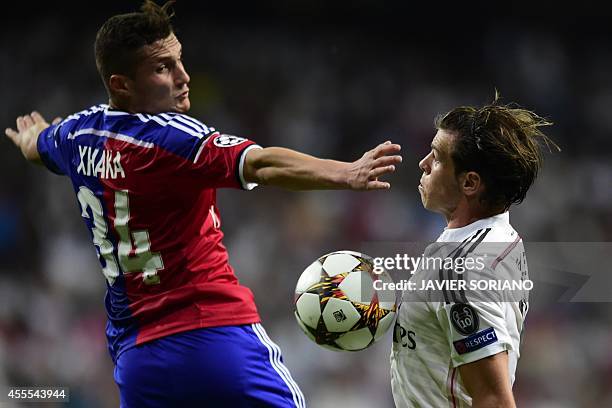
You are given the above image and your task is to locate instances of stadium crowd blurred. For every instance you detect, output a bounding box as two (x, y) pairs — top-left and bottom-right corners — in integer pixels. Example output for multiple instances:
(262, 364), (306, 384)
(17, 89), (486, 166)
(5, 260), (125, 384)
(1, 2), (611, 407)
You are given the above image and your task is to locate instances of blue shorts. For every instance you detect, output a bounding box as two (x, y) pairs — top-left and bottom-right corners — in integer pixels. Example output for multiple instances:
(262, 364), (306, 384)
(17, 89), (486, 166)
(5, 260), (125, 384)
(114, 323), (306, 407)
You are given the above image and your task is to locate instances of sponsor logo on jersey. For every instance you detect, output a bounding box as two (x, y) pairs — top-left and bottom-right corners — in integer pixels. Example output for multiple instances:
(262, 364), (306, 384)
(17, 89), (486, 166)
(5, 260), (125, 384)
(453, 327), (498, 354)
(393, 322), (417, 350)
(450, 303), (479, 335)
(213, 134), (247, 147)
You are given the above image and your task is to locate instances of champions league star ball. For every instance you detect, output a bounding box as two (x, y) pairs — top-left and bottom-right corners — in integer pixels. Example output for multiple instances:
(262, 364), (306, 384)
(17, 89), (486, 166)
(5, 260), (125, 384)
(294, 250), (397, 351)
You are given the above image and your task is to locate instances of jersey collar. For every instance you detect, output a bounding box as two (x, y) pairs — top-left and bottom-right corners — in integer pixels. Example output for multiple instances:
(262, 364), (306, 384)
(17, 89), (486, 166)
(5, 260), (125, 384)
(437, 212), (509, 243)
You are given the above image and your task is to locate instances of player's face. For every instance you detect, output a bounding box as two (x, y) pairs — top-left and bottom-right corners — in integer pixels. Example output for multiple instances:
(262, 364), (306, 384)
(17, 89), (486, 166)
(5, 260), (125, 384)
(418, 130), (463, 215)
(128, 33), (190, 114)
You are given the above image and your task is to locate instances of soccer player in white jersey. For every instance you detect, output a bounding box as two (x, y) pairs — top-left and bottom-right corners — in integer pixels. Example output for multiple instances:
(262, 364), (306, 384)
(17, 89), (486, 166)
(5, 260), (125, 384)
(390, 100), (556, 407)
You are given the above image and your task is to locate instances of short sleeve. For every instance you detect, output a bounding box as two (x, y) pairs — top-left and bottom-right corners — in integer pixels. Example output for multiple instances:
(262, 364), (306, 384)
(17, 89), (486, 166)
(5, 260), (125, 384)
(189, 132), (262, 190)
(435, 300), (515, 367)
(37, 124), (67, 175)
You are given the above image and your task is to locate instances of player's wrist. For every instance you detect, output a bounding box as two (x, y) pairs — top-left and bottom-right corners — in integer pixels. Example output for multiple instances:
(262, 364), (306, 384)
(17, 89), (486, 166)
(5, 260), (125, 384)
(345, 159), (370, 190)
(327, 160), (353, 189)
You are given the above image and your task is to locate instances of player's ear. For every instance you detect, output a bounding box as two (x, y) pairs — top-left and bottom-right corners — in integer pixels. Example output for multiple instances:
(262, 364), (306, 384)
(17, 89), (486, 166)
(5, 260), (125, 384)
(462, 171), (482, 197)
(109, 74), (132, 99)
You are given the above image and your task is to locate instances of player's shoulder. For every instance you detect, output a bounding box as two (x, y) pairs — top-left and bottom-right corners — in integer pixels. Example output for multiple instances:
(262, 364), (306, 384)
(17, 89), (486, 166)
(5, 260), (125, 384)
(129, 112), (219, 161)
(480, 222), (519, 244)
(65, 104), (108, 121)
(436, 212), (519, 247)
(463, 212), (519, 244)
(53, 104), (108, 133)
(437, 212), (522, 264)
(63, 105), (215, 139)
(471, 214), (524, 272)
(68, 107), (219, 158)
(134, 112), (216, 139)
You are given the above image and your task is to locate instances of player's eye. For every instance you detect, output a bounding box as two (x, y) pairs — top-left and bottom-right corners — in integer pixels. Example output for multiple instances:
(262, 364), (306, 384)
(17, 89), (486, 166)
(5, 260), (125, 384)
(156, 64), (168, 73)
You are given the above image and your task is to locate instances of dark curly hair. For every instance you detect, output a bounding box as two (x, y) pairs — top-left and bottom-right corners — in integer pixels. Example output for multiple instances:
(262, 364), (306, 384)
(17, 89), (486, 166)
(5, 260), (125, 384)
(435, 94), (559, 211)
(94, 0), (175, 93)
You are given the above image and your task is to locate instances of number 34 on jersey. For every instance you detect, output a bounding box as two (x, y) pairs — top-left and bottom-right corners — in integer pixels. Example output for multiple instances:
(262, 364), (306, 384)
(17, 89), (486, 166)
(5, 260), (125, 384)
(77, 187), (164, 285)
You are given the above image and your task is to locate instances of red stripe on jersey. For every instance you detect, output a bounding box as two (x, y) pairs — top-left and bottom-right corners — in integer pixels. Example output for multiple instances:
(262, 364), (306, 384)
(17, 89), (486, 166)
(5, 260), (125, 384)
(491, 235), (521, 270)
(450, 367), (457, 408)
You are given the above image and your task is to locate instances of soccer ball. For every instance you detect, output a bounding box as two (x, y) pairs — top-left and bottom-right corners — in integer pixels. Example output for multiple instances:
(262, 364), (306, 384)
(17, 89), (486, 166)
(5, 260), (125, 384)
(294, 250), (397, 351)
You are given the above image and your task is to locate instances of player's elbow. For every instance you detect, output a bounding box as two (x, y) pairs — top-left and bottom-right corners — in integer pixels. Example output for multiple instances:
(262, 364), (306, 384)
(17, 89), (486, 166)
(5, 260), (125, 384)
(247, 167), (275, 187)
(248, 167), (305, 190)
(242, 147), (267, 185)
(243, 151), (274, 186)
(242, 147), (297, 188)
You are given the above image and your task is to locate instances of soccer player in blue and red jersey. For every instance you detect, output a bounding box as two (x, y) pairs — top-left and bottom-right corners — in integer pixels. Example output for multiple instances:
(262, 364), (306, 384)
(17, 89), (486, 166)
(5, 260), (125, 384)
(4, 1), (401, 407)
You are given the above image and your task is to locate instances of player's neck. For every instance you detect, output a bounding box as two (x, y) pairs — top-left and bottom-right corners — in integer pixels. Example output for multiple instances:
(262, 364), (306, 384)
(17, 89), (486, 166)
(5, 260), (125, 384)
(108, 100), (121, 110)
(444, 203), (504, 229)
(108, 98), (130, 112)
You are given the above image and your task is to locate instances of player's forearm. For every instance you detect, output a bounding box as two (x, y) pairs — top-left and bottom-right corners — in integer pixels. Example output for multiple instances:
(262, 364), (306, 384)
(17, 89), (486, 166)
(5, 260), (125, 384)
(460, 351), (516, 408)
(245, 147), (352, 191)
(471, 391), (516, 408)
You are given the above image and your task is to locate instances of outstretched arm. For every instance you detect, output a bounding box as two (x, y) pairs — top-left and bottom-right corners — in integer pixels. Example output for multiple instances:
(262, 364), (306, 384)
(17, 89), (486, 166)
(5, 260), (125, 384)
(243, 141), (402, 191)
(5, 112), (61, 164)
(459, 351), (516, 408)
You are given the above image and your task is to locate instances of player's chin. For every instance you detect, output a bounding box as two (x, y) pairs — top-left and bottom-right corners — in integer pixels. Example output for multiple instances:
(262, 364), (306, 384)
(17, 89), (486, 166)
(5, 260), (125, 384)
(419, 191), (429, 209)
(418, 186), (426, 203)
(174, 98), (191, 113)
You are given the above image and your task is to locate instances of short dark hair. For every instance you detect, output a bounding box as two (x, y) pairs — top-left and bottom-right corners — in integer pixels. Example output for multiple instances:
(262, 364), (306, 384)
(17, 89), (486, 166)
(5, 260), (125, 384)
(435, 96), (558, 211)
(94, 0), (175, 93)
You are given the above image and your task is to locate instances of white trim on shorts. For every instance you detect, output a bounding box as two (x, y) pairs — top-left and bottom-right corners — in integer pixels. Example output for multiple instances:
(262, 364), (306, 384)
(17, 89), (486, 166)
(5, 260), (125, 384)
(251, 323), (306, 408)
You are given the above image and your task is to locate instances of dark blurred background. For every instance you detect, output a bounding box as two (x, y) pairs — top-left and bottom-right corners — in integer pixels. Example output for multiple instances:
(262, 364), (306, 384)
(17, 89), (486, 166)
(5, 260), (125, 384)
(1, 1), (611, 407)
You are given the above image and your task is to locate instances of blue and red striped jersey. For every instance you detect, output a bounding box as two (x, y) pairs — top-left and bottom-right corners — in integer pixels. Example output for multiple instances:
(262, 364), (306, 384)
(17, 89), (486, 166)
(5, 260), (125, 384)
(37, 104), (262, 361)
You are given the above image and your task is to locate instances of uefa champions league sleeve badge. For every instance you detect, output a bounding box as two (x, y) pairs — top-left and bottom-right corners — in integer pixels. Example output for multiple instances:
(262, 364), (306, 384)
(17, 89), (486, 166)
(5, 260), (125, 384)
(450, 303), (479, 335)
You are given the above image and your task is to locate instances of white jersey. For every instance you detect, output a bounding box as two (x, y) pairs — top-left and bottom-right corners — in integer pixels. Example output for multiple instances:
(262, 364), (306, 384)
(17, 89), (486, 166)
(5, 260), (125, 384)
(390, 212), (529, 408)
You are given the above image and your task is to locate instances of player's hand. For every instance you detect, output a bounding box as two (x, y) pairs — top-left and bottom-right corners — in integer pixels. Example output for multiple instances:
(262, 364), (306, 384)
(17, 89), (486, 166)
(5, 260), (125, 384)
(5, 112), (61, 163)
(348, 141), (402, 190)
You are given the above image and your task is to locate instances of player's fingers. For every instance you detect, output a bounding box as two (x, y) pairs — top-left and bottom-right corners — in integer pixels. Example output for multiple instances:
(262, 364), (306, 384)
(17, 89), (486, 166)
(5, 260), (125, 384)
(367, 180), (391, 190)
(31, 111), (45, 123)
(373, 143), (401, 158)
(52, 117), (63, 125)
(16, 116), (26, 132)
(372, 155), (402, 168)
(5, 128), (20, 144)
(369, 165), (395, 179)
(22, 114), (35, 129)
